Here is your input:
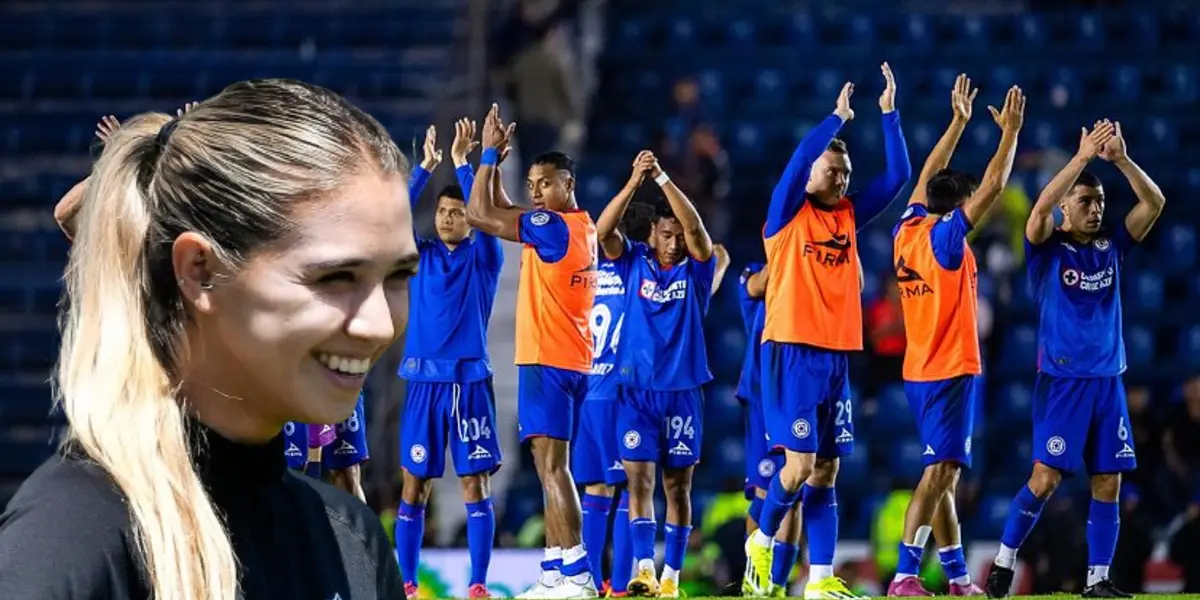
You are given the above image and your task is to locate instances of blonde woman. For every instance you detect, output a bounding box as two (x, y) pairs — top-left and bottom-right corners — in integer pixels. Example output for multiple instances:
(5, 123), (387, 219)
(0, 79), (414, 599)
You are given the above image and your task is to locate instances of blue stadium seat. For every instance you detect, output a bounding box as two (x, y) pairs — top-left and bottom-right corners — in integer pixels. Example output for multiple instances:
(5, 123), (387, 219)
(878, 384), (914, 427)
(1016, 13), (1047, 47)
(901, 14), (932, 50)
(1167, 64), (1198, 103)
(727, 18), (757, 48)
(999, 324), (1037, 373)
(668, 18), (695, 48)
(973, 494), (1013, 538)
(1124, 325), (1155, 371)
(1178, 326), (1200, 369)
(992, 383), (1033, 431)
(582, 174), (615, 208)
(1126, 271), (1164, 314)
(860, 229), (894, 274)
(1073, 13), (1106, 49)
(732, 122), (765, 165)
(1159, 223), (1197, 273)
(887, 437), (926, 485)
(1112, 65), (1143, 103)
(961, 15), (990, 46)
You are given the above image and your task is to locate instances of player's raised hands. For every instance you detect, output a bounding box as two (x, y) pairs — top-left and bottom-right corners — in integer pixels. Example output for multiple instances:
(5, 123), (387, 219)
(1077, 119), (1116, 162)
(176, 102), (197, 118)
(987, 86), (1025, 132)
(878, 62), (897, 114)
(95, 115), (120, 142)
(495, 122), (516, 165)
(451, 118), (479, 167)
(1097, 121), (1127, 163)
(951, 74), (978, 122)
(482, 103), (511, 150)
(834, 82), (855, 122)
(420, 125), (442, 171)
(626, 150), (656, 188)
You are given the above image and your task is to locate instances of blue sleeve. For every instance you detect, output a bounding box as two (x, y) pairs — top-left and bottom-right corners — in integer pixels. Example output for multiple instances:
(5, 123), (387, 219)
(611, 238), (639, 280)
(518, 210), (570, 263)
(850, 111), (912, 230)
(692, 254), (718, 300)
(455, 164), (476, 198)
(1114, 223), (1138, 259)
(929, 209), (974, 271)
(459, 164), (503, 271)
(737, 264), (764, 333)
(765, 114), (845, 238)
(891, 204), (928, 238)
(408, 166), (431, 208)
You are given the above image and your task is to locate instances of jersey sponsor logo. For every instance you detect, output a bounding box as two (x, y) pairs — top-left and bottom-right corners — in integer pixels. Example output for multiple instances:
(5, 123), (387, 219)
(1115, 443), (1136, 459)
(791, 419), (811, 439)
(1094, 237), (1111, 251)
(835, 428), (854, 444)
(410, 444), (428, 464)
(623, 430), (641, 449)
(801, 234), (853, 267)
(333, 440), (357, 456)
(638, 278), (689, 303)
(1061, 266), (1114, 292)
(468, 445), (492, 460)
(757, 458), (776, 478)
(668, 441), (692, 456)
(530, 212), (551, 226)
(285, 442), (303, 458)
(1060, 242), (1078, 253)
(590, 362), (615, 376)
(895, 257), (934, 298)
(608, 461), (625, 472)
(923, 445), (935, 456)
(1046, 435), (1067, 456)
(595, 268), (624, 296)
(569, 265), (598, 290)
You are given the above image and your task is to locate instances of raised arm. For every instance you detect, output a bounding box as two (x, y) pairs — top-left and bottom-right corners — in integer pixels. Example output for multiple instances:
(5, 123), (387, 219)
(1025, 120), (1115, 244)
(744, 266), (769, 299)
(465, 105), (527, 242)
(909, 74), (976, 208)
(596, 150), (654, 258)
(409, 124), (443, 208)
(651, 157), (714, 261)
(56, 115), (123, 241)
(850, 63), (913, 227)
(710, 244), (731, 295)
(961, 86), (1026, 227)
(765, 83), (852, 237)
(1099, 122), (1166, 242)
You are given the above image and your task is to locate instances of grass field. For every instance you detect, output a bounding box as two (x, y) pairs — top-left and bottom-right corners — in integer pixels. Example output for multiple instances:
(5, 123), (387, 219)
(675, 596), (1200, 600)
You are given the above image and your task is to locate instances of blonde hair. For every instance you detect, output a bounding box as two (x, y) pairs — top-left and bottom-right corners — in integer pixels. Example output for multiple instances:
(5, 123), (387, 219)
(56, 79), (406, 599)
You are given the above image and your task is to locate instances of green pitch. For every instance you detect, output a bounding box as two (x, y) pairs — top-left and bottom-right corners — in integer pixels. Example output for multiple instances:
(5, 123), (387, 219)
(667, 596), (1200, 600)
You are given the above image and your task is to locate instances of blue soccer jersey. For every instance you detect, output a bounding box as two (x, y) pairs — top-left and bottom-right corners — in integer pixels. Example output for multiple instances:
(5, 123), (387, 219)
(400, 165), (503, 384)
(588, 257), (626, 400)
(736, 263), (766, 404)
(1026, 226), (1136, 378)
(613, 240), (716, 391)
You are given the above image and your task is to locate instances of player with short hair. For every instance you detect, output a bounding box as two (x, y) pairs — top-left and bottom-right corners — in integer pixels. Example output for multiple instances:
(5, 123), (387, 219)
(888, 77), (1025, 597)
(395, 120), (506, 600)
(985, 119), (1164, 599)
(283, 394), (370, 500)
(574, 199), (655, 598)
(596, 150), (729, 598)
(466, 104), (599, 599)
(746, 63), (912, 599)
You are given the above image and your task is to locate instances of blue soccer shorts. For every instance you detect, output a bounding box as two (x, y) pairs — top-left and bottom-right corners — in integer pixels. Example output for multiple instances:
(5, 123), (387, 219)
(517, 365), (588, 442)
(323, 394), (370, 470)
(573, 397), (627, 486)
(617, 387), (704, 469)
(401, 379), (503, 479)
(283, 421), (309, 470)
(905, 375), (978, 469)
(743, 398), (783, 498)
(1032, 374), (1137, 475)
(761, 342), (855, 458)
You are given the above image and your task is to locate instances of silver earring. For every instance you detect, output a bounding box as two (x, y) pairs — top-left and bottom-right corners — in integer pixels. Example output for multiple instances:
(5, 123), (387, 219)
(177, 278), (186, 287)
(200, 282), (214, 291)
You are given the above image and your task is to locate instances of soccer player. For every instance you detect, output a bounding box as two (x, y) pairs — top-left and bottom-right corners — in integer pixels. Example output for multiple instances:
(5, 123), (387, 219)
(985, 118), (1164, 599)
(466, 104), (599, 599)
(574, 200), (655, 598)
(888, 77), (1024, 597)
(283, 394), (370, 501)
(396, 119), (505, 600)
(596, 150), (729, 598)
(737, 262), (805, 598)
(746, 63), (912, 599)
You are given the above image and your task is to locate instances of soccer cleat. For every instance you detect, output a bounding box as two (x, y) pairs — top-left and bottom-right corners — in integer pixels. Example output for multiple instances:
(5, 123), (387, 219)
(949, 582), (985, 596)
(766, 583), (787, 597)
(887, 576), (934, 597)
(1081, 579), (1133, 598)
(599, 580), (611, 597)
(627, 568), (661, 597)
(659, 578), (681, 598)
(984, 565), (1014, 598)
(543, 573), (600, 599)
(743, 537), (774, 595)
(404, 582), (419, 600)
(518, 572), (564, 599)
(804, 576), (867, 599)
(468, 583), (492, 599)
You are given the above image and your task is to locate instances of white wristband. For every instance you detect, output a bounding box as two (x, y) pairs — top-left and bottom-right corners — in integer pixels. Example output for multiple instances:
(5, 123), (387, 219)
(654, 172), (671, 186)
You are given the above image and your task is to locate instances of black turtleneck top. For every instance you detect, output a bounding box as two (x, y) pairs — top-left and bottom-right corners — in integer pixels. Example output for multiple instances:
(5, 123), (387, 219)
(0, 425), (403, 599)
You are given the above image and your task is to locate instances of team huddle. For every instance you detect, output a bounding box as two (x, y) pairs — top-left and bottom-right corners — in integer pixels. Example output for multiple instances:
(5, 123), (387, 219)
(53, 62), (1165, 600)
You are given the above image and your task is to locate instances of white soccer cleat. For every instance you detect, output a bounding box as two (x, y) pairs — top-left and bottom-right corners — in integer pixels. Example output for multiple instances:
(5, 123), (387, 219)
(517, 572), (564, 599)
(541, 573), (599, 599)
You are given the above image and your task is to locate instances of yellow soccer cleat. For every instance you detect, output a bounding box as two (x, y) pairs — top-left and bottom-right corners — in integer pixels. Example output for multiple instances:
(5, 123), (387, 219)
(803, 576), (867, 600)
(627, 568), (660, 598)
(658, 578), (684, 598)
(767, 583), (787, 598)
(743, 537), (773, 595)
